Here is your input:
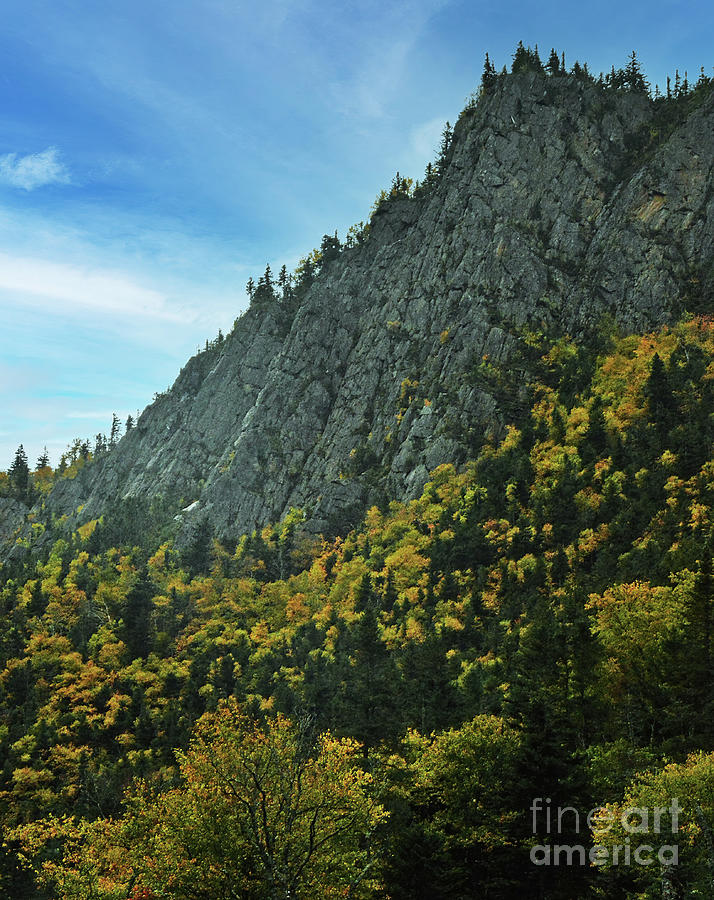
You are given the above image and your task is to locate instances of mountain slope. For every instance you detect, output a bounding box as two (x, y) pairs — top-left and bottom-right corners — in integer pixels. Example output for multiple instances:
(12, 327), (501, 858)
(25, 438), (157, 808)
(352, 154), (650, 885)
(39, 70), (714, 543)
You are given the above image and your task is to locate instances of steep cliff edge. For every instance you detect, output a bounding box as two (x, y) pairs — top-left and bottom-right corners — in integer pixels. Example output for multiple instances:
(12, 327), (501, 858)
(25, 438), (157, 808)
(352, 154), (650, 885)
(34, 70), (714, 544)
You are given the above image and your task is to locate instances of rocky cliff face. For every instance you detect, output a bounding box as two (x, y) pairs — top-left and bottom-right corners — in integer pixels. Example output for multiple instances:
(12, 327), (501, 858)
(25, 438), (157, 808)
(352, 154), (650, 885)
(38, 71), (714, 543)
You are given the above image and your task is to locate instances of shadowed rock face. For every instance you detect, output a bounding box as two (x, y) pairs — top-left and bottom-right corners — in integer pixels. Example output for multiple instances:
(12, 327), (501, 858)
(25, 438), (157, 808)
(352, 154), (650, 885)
(37, 72), (714, 543)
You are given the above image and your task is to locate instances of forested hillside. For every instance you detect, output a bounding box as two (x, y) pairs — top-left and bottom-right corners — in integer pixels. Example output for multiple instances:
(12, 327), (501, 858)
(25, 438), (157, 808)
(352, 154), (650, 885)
(3, 47), (712, 554)
(3, 315), (714, 898)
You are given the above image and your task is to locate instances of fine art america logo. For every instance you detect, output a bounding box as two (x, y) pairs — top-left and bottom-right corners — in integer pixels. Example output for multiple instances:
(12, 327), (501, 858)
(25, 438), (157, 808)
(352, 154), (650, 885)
(530, 797), (681, 867)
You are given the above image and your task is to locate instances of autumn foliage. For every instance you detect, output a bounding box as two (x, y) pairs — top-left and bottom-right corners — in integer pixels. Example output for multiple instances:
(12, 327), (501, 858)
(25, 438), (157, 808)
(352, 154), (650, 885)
(3, 317), (714, 898)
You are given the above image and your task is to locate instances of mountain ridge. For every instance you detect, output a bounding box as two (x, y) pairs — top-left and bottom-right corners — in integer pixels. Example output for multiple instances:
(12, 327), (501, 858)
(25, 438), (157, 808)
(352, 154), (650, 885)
(7, 65), (714, 551)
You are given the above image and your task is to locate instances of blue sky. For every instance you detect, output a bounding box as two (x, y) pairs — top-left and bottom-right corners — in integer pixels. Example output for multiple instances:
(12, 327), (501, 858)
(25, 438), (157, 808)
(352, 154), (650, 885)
(2, 0), (712, 468)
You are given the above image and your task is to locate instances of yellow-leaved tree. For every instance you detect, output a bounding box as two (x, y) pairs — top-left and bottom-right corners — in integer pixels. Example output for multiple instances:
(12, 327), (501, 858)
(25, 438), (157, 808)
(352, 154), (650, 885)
(13, 700), (387, 900)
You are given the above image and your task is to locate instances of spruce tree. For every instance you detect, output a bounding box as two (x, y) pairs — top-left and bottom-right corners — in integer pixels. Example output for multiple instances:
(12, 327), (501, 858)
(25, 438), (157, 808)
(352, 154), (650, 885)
(435, 122), (453, 178)
(532, 44), (543, 70)
(251, 264), (277, 308)
(581, 395), (608, 464)
(122, 566), (155, 660)
(624, 50), (648, 93)
(512, 40), (529, 73)
(546, 48), (560, 75)
(9, 445), (30, 502)
(354, 572), (375, 614)
(345, 601), (400, 751)
(645, 353), (677, 440)
(94, 433), (107, 457)
(320, 231), (341, 263)
(512, 41), (543, 74)
(481, 52), (497, 91)
(35, 447), (50, 470)
(109, 413), (121, 448)
(277, 264), (292, 303)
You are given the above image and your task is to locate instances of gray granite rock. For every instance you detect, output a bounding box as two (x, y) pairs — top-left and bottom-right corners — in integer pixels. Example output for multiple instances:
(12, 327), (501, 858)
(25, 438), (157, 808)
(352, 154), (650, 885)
(26, 74), (714, 546)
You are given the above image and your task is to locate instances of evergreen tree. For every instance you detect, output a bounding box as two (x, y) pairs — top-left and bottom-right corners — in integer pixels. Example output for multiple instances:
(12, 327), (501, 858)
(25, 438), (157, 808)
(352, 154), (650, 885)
(344, 601), (400, 750)
(383, 570), (398, 613)
(512, 40), (529, 73)
(512, 41), (543, 74)
(624, 50), (649, 93)
(320, 231), (341, 263)
(546, 47), (560, 75)
(251, 264), (277, 308)
(122, 566), (155, 660)
(354, 572), (375, 614)
(125, 415), (135, 432)
(435, 122), (453, 178)
(277, 264), (293, 303)
(399, 630), (458, 734)
(481, 52), (497, 91)
(181, 516), (214, 577)
(645, 352), (677, 439)
(295, 254), (315, 292)
(94, 433), (107, 457)
(506, 601), (586, 826)
(35, 447), (50, 470)
(109, 413), (121, 448)
(9, 445), (30, 502)
(422, 161), (436, 190)
(581, 395), (608, 464)
(681, 542), (714, 740)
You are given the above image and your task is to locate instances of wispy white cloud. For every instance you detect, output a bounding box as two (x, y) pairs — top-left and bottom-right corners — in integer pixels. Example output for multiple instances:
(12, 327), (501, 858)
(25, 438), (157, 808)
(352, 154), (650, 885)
(410, 117), (447, 162)
(0, 252), (187, 321)
(327, 0), (452, 120)
(0, 147), (70, 190)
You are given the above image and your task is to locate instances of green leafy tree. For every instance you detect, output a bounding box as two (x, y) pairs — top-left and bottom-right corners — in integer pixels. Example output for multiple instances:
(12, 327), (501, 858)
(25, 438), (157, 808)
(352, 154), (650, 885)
(382, 717), (526, 899)
(70, 703), (385, 900)
(592, 753), (714, 899)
